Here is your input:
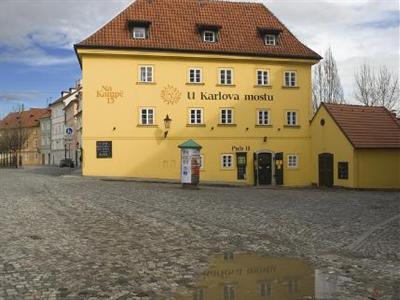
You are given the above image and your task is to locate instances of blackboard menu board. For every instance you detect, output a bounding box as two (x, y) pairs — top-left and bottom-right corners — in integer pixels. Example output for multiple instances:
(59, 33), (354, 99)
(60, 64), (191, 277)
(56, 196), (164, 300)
(96, 141), (112, 159)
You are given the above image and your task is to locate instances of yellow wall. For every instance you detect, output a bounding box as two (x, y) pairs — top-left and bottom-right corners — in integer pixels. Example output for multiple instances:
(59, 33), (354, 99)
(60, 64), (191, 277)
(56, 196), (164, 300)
(355, 149), (400, 189)
(310, 106), (355, 187)
(79, 49), (317, 185)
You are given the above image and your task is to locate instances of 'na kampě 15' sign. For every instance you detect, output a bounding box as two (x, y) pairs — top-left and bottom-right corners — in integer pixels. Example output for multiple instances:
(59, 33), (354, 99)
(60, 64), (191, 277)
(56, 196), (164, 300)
(97, 85), (124, 104)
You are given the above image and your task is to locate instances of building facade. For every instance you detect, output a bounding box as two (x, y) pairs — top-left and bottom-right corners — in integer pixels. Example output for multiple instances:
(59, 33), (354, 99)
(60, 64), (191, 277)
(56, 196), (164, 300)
(0, 108), (50, 166)
(311, 103), (400, 189)
(39, 115), (51, 165)
(75, 0), (323, 186)
(64, 98), (80, 166)
(49, 87), (81, 166)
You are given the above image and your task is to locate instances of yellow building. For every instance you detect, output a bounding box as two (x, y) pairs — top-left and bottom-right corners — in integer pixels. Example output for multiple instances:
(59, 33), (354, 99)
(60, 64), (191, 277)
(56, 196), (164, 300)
(311, 103), (400, 189)
(174, 253), (314, 300)
(75, 0), (323, 186)
(0, 108), (51, 166)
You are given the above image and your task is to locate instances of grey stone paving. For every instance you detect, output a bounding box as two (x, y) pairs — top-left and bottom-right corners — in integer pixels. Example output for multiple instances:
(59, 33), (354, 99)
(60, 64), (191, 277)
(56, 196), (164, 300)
(0, 166), (399, 299)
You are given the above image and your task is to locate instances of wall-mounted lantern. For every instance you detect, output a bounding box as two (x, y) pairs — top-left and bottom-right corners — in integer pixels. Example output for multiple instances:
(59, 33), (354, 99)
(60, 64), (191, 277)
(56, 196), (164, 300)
(163, 114), (172, 138)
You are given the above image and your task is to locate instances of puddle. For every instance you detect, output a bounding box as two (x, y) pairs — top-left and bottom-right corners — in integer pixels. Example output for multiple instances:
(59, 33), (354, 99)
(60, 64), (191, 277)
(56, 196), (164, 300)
(175, 252), (347, 300)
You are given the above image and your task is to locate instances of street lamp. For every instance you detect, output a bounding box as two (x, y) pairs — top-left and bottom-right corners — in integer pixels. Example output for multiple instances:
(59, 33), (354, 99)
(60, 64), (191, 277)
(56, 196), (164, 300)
(163, 114), (172, 138)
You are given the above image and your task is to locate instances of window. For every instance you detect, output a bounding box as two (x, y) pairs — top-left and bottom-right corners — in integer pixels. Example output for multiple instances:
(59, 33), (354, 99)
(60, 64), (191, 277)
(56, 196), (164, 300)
(338, 162), (349, 179)
(189, 108), (203, 124)
(287, 155), (298, 168)
(224, 284), (235, 300)
(221, 154), (234, 169)
(189, 68), (202, 83)
(257, 110), (270, 125)
(219, 68), (233, 85)
(140, 108), (155, 125)
(193, 288), (205, 300)
(133, 27), (147, 39)
(260, 282), (272, 297)
(288, 279), (298, 294)
(220, 108), (234, 124)
(203, 30), (216, 43)
(284, 71), (297, 87)
(257, 69), (270, 86)
(264, 34), (276, 46)
(286, 111), (297, 126)
(139, 66), (153, 83)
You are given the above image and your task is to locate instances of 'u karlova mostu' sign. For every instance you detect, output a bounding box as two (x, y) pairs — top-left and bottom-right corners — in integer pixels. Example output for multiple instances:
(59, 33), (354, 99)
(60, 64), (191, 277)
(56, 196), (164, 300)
(187, 91), (274, 101)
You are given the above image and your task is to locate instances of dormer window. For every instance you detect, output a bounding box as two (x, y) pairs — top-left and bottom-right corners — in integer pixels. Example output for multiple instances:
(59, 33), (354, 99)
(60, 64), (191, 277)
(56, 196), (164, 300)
(264, 34), (276, 46)
(197, 24), (221, 43)
(133, 27), (147, 39)
(258, 27), (282, 46)
(128, 20), (151, 40)
(203, 31), (216, 43)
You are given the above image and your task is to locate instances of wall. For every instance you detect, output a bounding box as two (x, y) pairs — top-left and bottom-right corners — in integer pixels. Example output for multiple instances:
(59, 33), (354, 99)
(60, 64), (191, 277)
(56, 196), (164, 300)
(80, 49), (316, 185)
(355, 149), (400, 189)
(310, 106), (355, 187)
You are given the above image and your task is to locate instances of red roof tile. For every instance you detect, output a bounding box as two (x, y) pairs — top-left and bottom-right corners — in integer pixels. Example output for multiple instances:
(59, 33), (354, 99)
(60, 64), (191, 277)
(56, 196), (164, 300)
(322, 103), (400, 149)
(0, 108), (51, 129)
(75, 0), (321, 60)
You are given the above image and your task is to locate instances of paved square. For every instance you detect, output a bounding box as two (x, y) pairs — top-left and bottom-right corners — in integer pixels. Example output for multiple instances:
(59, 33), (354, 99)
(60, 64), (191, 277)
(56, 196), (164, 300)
(0, 167), (399, 299)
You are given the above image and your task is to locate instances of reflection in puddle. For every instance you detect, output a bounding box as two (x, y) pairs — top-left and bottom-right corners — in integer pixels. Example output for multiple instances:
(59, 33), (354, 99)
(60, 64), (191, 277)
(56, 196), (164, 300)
(175, 252), (343, 300)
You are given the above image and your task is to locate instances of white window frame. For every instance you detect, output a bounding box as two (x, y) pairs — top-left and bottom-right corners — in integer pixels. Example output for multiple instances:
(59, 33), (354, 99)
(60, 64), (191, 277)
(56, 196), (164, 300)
(220, 108), (234, 124)
(133, 27), (147, 39)
(287, 154), (299, 169)
(286, 111), (298, 126)
(221, 154), (234, 169)
(264, 34), (276, 46)
(188, 68), (202, 84)
(139, 107), (155, 125)
(284, 71), (297, 87)
(139, 65), (154, 83)
(219, 68), (233, 85)
(257, 109), (270, 125)
(256, 69), (270, 86)
(188, 108), (204, 125)
(203, 30), (216, 43)
(260, 281), (272, 297)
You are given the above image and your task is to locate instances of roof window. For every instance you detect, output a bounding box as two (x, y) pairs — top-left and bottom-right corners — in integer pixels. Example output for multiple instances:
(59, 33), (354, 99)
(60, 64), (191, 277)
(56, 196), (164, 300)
(128, 20), (151, 40)
(258, 27), (282, 46)
(197, 24), (221, 43)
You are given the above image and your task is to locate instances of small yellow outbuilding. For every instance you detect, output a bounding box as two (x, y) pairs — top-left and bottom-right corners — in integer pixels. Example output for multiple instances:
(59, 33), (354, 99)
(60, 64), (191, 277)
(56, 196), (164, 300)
(311, 103), (400, 189)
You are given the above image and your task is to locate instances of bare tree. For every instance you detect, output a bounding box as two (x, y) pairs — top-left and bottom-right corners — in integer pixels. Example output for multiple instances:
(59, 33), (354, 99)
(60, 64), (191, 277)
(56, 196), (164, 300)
(312, 47), (345, 112)
(354, 63), (399, 112)
(0, 111), (30, 167)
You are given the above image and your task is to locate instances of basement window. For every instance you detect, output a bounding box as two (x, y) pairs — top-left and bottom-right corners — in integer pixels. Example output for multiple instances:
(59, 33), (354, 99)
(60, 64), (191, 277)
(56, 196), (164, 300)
(338, 162), (349, 180)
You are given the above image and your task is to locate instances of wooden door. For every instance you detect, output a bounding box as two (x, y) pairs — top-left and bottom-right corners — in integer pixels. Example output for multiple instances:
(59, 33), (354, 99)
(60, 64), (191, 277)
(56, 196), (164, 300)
(258, 153), (272, 185)
(319, 153), (334, 187)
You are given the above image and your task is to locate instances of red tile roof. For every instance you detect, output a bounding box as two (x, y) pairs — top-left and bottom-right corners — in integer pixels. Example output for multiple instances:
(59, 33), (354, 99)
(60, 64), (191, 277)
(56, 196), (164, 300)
(75, 0), (321, 60)
(321, 103), (400, 149)
(0, 108), (51, 129)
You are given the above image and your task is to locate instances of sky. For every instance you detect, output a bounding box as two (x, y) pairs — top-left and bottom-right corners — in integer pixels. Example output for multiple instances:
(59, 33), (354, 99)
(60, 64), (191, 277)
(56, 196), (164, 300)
(0, 0), (399, 117)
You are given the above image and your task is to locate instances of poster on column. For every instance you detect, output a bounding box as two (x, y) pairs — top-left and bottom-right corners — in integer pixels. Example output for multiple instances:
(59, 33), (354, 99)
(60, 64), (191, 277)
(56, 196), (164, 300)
(181, 148), (200, 184)
(181, 149), (192, 183)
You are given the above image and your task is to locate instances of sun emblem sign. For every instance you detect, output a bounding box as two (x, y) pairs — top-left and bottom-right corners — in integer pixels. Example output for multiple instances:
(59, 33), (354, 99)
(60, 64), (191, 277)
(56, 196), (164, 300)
(161, 85), (181, 105)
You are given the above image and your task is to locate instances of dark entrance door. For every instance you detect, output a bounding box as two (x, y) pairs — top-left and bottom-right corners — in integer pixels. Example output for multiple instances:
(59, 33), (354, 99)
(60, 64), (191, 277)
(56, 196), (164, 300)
(319, 153), (334, 187)
(236, 152), (247, 180)
(258, 153), (272, 185)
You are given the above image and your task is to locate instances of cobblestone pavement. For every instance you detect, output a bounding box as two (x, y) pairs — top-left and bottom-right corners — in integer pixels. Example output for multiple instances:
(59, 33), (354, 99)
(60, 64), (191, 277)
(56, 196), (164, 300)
(0, 167), (399, 299)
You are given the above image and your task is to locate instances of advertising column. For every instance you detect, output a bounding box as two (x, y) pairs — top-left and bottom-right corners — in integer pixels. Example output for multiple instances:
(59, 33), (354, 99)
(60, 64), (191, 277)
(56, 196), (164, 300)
(178, 140), (202, 188)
